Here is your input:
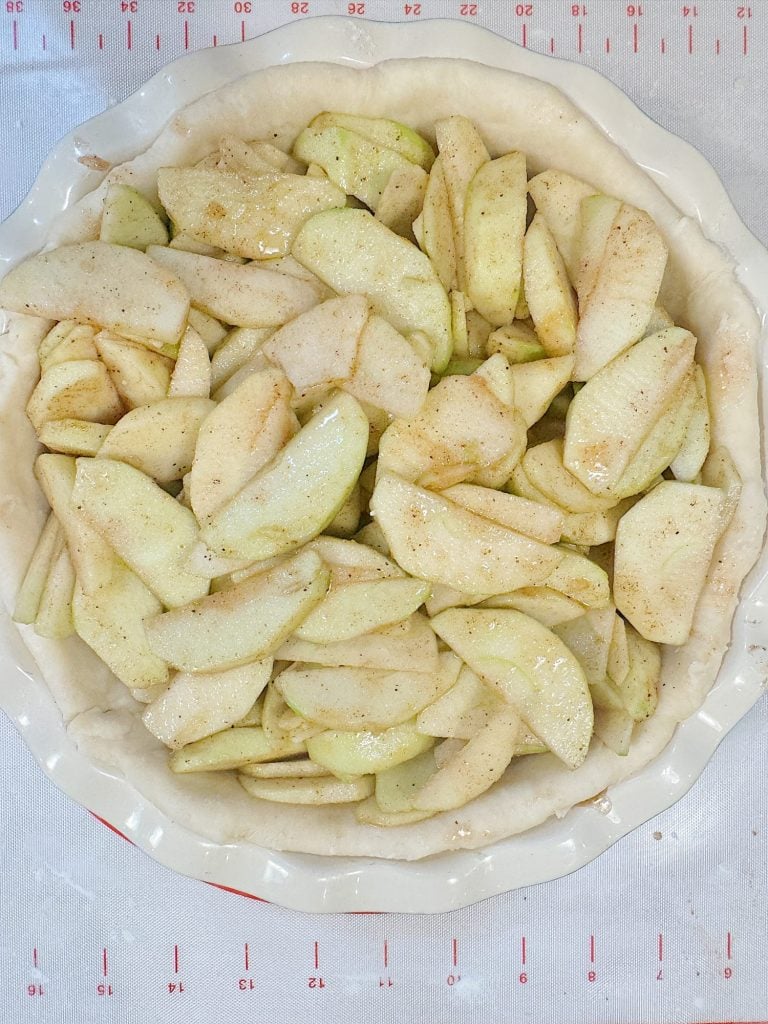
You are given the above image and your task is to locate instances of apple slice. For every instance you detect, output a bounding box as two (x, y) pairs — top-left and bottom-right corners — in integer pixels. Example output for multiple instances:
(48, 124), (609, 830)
(218, 135), (303, 176)
(480, 588), (587, 627)
(276, 613), (439, 673)
(14, 513), (65, 625)
(440, 483), (564, 544)
(201, 392), (369, 561)
(26, 359), (123, 433)
(374, 162), (428, 239)
(573, 194), (621, 306)
(73, 457), (209, 608)
(593, 707), (634, 756)
(100, 183), (169, 249)
(98, 397), (214, 483)
(168, 326), (211, 399)
(607, 614), (630, 688)
(545, 547), (611, 608)
(37, 420), (112, 457)
(374, 749), (438, 812)
(614, 480), (726, 644)
(147, 245), (323, 327)
(143, 658), (272, 749)
(240, 774), (373, 804)
(293, 577), (431, 644)
(210, 327), (273, 391)
(670, 365), (710, 482)
(563, 327), (696, 494)
(292, 208), (452, 372)
(187, 307), (227, 352)
(416, 664), (507, 740)
(145, 548), (329, 672)
(371, 473), (562, 595)
(39, 323), (99, 371)
(615, 625), (660, 721)
(158, 166), (345, 258)
(0, 242), (189, 348)
(434, 115), (490, 291)
(262, 295), (368, 391)
(306, 720), (434, 778)
(486, 322), (546, 364)
(240, 759), (328, 779)
(464, 152), (527, 325)
(418, 156), (457, 292)
(292, 124), (417, 212)
(553, 606), (616, 686)
(170, 726), (307, 773)
(325, 483), (361, 538)
(510, 355), (574, 427)
(95, 332), (173, 409)
(413, 706), (521, 813)
(189, 368), (297, 522)
(574, 203), (668, 380)
(342, 314), (430, 418)
(34, 543), (75, 639)
(431, 607), (593, 769)
(527, 169), (596, 280)
(308, 113), (435, 169)
(355, 799), (435, 827)
(35, 454), (114, 594)
(275, 652), (459, 731)
(523, 213), (578, 357)
(73, 561), (169, 690)
(701, 445), (742, 525)
(522, 440), (618, 514)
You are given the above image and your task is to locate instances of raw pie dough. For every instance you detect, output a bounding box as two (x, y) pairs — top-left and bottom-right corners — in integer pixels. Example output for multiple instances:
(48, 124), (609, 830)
(0, 59), (764, 859)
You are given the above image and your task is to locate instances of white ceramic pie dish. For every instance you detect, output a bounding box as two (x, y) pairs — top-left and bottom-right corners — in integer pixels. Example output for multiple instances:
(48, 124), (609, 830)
(1, 17), (766, 913)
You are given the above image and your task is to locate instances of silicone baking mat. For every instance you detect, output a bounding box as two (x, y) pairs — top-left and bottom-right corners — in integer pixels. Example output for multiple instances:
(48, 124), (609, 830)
(1, 3), (766, 1021)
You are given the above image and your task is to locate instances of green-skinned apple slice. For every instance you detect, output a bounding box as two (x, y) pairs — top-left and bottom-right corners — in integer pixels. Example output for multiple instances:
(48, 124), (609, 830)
(100, 183), (169, 249)
(170, 727), (306, 773)
(240, 774), (373, 804)
(306, 720), (434, 778)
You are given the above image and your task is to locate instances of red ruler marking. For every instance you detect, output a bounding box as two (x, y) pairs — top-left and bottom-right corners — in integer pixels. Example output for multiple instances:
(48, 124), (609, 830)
(716, 37), (721, 54)
(688, 22), (693, 54)
(155, 33), (161, 50)
(41, 32), (46, 50)
(244, 942), (250, 972)
(127, 18), (133, 50)
(658, 933), (664, 962)
(241, 19), (246, 42)
(743, 25), (748, 56)
(184, 19), (190, 50)
(661, 36), (666, 54)
(12, 19), (18, 51)
(605, 35), (611, 53)
(69, 19), (75, 49)
(633, 21), (639, 53)
(213, 34), (218, 47)
(727, 931), (733, 960)
(313, 941), (319, 971)
(589, 935), (595, 964)
(98, 32), (104, 50)
(32, 948), (38, 970)
(521, 22), (527, 48)
(521, 936), (527, 966)
(102, 948), (108, 978)
(577, 21), (583, 53)
(549, 35), (555, 53)
(451, 938), (458, 968)
(173, 944), (180, 974)
(383, 940), (389, 969)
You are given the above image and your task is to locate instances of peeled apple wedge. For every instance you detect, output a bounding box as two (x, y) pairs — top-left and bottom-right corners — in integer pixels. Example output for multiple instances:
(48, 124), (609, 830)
(371, 473), (562, 595)
(615, 626), (661, 721)
(145, 548), (329, 673)
(73, 561), (169, 691)
(170, 726), (307, 773)
(375, 162), (428, 239)
(523, 213), (578, 357)
(218, 135), (303, 176)
(35, 454), (114, 595)
(95, 333), (173, 409)
(670, 365), (710, 482)
(574, 203), (668, 380)
(416, 664), (507, 740)
(73, 457), (209, 608)
(613, 481), (726, 645)
(0, 242), (189, 348)
(98, 397), (214, 483)
(440, 483), (565, 544)
(486, 322), (545, 364)
(189, 368), (297, 522)
(574, 194), (621, 306)
(100, 183), (169, 250)
(201, 391), (369, 561)
(293, 577), (431, 644)
(39, 323), (99, 371)
(143, 658), (273, 749)
(594, 707), (635, 757)
(276, 653), (460, 731)
(527, 169), (597, 280)
(239, 759), (328, 779)
(292, 124), (416, 212)
(210, 327), (272, 391)
(701, 445), (742, 525)
(262, 295), (368, 391)
(522, 440), (618, 514)
(341, 314), (430, 419)
(463, 152), (527, 325)
(553, 605), (617, 686)
(374, 749), (438, 813)
(545, 546), (611, 609)
(37, 419), (112, 457)
(292, 208), (452, 372)
(563, 327), (696, 495)
(510, 355), (574, 428)
(14, 513), (64, 625)
(26, 358), (123, 432)
(419, 156), (458, 292)
(276, 614), (439, 673)
(480, 587), (587, 628)
(240, 774), (373, 805)
(306, 720), (434, 778)
(308, 113), (435, 169)
(414, 706), (522, 813)
(431, 608), (593, 769)
(158, 166), (345, 259)
(168, 326), (211, 399)
(147, 245), (323, 328)
(188, 307), (227, 352)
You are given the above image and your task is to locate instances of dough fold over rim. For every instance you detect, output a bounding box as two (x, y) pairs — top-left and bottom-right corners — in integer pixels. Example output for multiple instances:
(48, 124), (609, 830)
(0, 58), (764, 860)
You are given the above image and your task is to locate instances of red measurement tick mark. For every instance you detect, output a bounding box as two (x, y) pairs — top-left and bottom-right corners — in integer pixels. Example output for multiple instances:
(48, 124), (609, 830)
(451, 938), (458, 968)
(313, 941), (319, 971)
(102, 948), (108, 978)
(69, 19), (75, 49)
(715, 37), (721, 54)
(577, 22), (583, 53)
(605, 36), (611, 53)
(549, 36), (555, 53)
(743, 25), (748, 55)
(42, 33), (46, 50)
(521, 936), (527, 965)
(383, 941), (389, 969)
(155, 34), (161, 50)
(661, 36), (666, 53)
(12, 19), (18, 51)
(244, 943), (250, 972)
(633, 22), (638, 53)
(184, 19), (189, 50)
(589, 935), (595, 964)
(658, 933), (663, 962)
(726, 932), (732, 960)
(174, 945), (180, 974)
(127, 19), (132, 50)
(213, 34), (218, 46)
(98, 32), (104, 49)
(688, 23), (693, 53)
(521, 23), (527, 48)
(241, 19), (246, 42)
(33, 949), (39, 970)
